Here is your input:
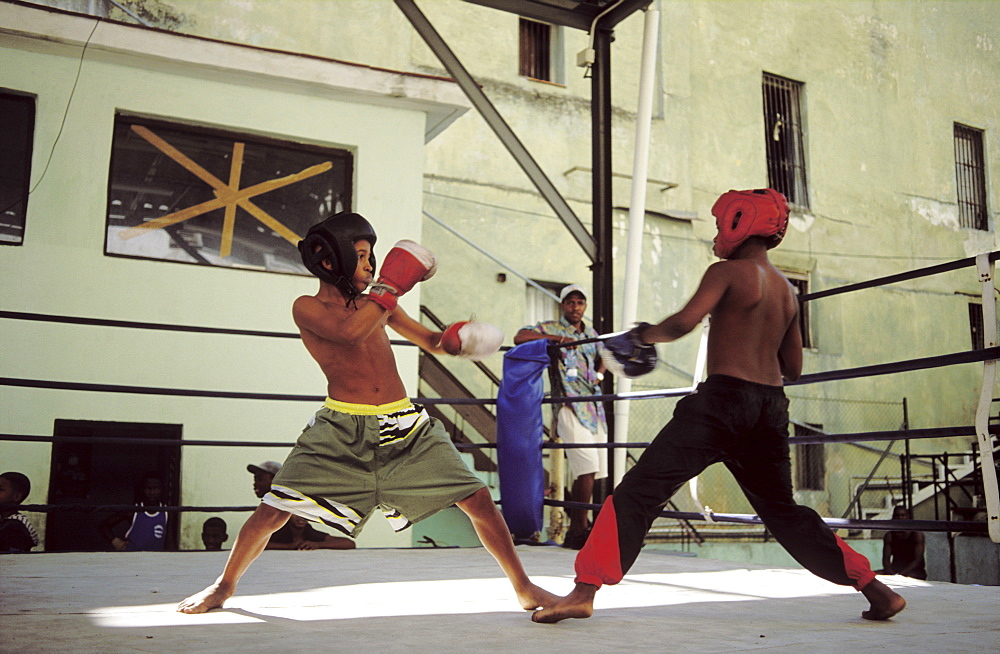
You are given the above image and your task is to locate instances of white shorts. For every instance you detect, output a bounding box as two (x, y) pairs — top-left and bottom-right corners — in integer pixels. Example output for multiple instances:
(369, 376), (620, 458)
(557, 406), (608, 481)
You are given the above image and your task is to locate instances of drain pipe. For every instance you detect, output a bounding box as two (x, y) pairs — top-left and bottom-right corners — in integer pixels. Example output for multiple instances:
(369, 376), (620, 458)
(613, 3), (660, 485)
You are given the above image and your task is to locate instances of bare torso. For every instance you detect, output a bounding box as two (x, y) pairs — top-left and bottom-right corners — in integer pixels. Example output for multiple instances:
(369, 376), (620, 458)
(295, 294), (408, 405)
(642, 242), (802, 385)
(705, 258), (799, 385)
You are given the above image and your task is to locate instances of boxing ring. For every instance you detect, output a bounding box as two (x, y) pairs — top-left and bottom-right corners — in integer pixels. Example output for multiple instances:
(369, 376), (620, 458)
(1, 252), (998, 651)
(2, 251), (996, 543)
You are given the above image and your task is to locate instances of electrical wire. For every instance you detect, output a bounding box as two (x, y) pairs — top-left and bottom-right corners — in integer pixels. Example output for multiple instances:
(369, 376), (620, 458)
(1, 18), (102, 221)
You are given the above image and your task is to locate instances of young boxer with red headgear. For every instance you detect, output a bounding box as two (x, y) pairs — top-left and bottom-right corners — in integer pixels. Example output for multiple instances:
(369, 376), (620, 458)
(535, 189), (905, 624)
(178, 211), (554, 614)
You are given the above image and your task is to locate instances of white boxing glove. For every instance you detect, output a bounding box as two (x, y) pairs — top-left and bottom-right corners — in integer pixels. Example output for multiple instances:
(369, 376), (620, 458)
(441, 320), (504, 361)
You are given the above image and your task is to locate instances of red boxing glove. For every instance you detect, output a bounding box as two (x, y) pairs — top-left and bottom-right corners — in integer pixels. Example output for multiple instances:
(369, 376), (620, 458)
(368, 240), (437, 312)
(441, 320), (504, 360)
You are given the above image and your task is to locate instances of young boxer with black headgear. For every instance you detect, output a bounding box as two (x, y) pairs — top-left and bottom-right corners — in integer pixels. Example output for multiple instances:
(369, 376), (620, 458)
(178, 211), (556, 614)
(534, 189), (906, 624)
(297, 212), (378, 305)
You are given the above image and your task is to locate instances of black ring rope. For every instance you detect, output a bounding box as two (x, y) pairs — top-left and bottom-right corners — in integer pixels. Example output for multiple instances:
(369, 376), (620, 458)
(552, 252), (999, 349)
(0, 310), (304, 339)
(545, 500), (988, 534)
(0, 377), (327, 402)
(4, 251), (994, 342)
(3, 346), (994, 406)
(0, 309), (405, 347)
(3, 503), (255, 514)
(798, 251), (999, 302)
(7, 423), (986, 450)
(0, 434), (298, 447)
(789, 347), (999, 386)
(0, 377), (496, 404)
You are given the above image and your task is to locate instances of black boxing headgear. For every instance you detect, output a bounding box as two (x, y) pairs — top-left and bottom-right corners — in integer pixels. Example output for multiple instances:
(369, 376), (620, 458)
(711, 188), (789, 259)
(297, 212), (377, 300)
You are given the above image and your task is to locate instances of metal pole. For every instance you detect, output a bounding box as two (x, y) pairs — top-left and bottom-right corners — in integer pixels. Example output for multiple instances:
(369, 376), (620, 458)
(613, 6), (659, 485)
(592, 24), (615, 484)
(903, 398), (912, 511)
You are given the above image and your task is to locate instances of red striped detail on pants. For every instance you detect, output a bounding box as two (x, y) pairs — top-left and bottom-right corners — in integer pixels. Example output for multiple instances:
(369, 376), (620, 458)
(574, 496), (624, 588)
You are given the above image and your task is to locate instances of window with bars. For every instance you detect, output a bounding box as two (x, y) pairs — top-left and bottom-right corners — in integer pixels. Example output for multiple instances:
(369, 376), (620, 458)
(954, 123), (988, 231)
(762, 73), (809, 208)
(794, 423), (825, 491)
(786, 274), (813, 348)
(519, 18), (553, 82)
(525, 280), (564, 325)
(0, 90), (36, 245)
(969, 302), (985, 350)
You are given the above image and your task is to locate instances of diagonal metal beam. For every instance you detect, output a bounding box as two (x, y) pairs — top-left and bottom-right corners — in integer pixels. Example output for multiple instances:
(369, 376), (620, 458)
(395, 0), (596, 262)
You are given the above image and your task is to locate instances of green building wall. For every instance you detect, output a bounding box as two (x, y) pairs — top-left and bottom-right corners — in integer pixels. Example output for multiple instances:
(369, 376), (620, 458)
(9, 0), (999, 546)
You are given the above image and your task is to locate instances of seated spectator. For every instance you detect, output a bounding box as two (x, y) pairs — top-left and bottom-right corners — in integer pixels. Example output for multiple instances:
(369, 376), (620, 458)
(202, 517), (229, 551)
(266, 514), (355, 550)
(0, 471), (40, 553)
(247, 461), (281, 499)
(876, 505), (926, 580)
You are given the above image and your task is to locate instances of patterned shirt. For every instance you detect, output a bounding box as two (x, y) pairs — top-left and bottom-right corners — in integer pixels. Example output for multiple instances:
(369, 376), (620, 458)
(0, 513), (40, 551)
(521, 317), (607, 433)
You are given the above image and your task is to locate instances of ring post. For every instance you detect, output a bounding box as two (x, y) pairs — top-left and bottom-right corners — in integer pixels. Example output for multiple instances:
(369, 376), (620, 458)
(974, 254), (999, 543)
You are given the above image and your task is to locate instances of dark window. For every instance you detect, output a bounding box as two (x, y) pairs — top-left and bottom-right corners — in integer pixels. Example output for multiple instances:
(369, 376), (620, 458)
(786, 275), (813, 348)
(969, 302), (985, 350)
(0, 91), (36, 245)
(954, 123), (988, 230)
(46, 420), (181, 552)
(794, 423), (825, 491)
(762, 73), (809, 208)
(104, 115), (353, 274)
(519, 18), (552, 81)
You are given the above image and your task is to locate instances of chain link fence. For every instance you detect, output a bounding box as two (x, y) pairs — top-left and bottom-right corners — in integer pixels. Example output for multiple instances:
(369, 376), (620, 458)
(617, 384), (911, 542)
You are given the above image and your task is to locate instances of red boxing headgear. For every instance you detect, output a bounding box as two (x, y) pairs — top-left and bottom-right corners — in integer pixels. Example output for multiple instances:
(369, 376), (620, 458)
(711, 188), (789, 259)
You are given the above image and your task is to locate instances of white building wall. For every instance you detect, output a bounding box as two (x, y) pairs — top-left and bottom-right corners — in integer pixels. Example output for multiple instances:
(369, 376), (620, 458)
(0, 2), (468, 549)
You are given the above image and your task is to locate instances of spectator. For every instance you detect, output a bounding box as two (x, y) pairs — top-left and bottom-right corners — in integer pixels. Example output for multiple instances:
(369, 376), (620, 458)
(514, 284), (608, 549)
(202, 517), (229, 551)
(265, 514), (356, 550)
(0, 471), (40, 552)
(248, 461), (281, 499)
(877, 505), (927, 580)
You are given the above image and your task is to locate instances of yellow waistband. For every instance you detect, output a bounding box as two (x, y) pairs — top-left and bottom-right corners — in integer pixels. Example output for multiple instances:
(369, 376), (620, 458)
(324, 397), (413, 415)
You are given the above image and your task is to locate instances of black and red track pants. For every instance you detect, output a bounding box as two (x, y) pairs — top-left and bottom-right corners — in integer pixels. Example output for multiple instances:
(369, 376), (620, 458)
(575, 375), (875, 591)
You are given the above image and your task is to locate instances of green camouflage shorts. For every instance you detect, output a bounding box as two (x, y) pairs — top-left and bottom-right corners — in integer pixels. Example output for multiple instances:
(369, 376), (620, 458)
(263, 398), (486, 537)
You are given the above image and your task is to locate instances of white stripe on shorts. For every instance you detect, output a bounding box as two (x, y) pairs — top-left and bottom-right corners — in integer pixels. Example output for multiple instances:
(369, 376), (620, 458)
(378, 404), (428, 446)
(264, 485), (364, 536)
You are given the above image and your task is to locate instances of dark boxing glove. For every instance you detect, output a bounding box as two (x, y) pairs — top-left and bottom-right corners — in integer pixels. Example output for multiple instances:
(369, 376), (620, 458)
(368, 240), (437, 312)
(600, 322), (657, 378)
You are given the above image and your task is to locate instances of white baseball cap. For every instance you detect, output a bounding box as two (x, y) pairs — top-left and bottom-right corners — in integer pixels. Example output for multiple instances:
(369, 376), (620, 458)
(247, 461), (281, 476)
(559, 284), (587, 302)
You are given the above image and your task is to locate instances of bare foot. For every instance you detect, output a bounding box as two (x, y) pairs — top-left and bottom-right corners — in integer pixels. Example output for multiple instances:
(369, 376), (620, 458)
(517, 582), (561, 611)
(176, 582), (233, 614)
(531, 582), (598, 623)
(860, 578), (906, 620)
